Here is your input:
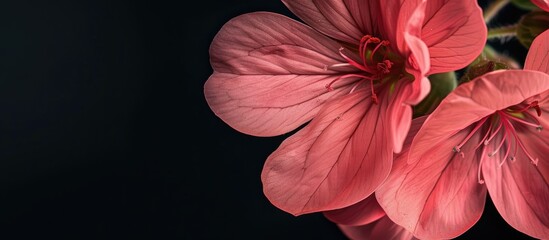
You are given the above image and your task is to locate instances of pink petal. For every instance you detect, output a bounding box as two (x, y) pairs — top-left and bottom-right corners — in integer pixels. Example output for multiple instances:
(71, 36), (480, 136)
(209, 12), (344, 75)
(205, 12), (351, 136)
(338, 216), (417, 240)
(323, 195), (385, 226)
(409, 70), (549, 164)
(380, 0), (425, 54)
(343, 0), (381, 37)
(379, 70), (549, 238)
(325, 116), (428, 227)
(401, 28), (431, 111)
(282, 0), (364, 44)
(400, 1), (432, 106)
(421, 0), (486, 74)
(525, 29), (549, 74)
(262, 89), (393, 215)
(385, 2), (432, 136)
(377, 127), (487, 239)
(482, 128), (549, 239)
(205, 73), (351, 136)
(531, 0), (549, 11)
(369, 216), (418, 240)
(387, 82), (416, 154)
(404, 5), (431, 79)
(337, 224), (375, 240)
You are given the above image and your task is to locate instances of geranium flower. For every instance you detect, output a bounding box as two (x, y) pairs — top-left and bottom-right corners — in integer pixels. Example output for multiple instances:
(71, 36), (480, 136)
(376, 29), (549, 239)
(204, 0), (485, 215)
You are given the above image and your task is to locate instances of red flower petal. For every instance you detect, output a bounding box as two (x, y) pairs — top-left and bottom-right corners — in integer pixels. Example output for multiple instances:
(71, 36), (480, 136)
(337, 216), (417, 240)
(531, 0), (549, 11)
(262, 89), (392, 215)
(323, 194), (385, 226)
(525, 29), (549, 74)
(282, 0), (364, 44)
(205, 12), (351, 136)
(422, 0), (486, 74)
(483, 126), (549, 239)
(377, 126), (487, 239)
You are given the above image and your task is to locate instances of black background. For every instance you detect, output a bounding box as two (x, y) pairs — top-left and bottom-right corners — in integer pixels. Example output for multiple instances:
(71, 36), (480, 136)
(0, 0), (536, 239)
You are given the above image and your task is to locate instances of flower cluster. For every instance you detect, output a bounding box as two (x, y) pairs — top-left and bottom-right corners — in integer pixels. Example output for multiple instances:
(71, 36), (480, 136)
(204, 0), (549, 239)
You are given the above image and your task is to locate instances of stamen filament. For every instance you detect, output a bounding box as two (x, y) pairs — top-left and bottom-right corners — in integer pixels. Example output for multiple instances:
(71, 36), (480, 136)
(485, 118), (503, 145)
(325, 73), (375, 91)
(513, 101), (541, 115)
(488, 121), (508, 157)
(359, 35), (372, 65)
(339, 48), (372, 73)
(370, 80), (378, 104)
(369, 40), (387, 64)
(334, 35), (395, 104)
(508, 122), (539, 166)
(505, 112), (542, 129)
(454, 117), (488, 152)
(477, 154), (485, 184)
(499, 138), (512, 167)
(475, 119), (492, 150)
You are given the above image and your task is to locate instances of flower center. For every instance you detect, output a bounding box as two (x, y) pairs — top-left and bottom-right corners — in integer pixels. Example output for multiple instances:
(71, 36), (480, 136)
(452, 101), (542, 184)
(325, 35), (401, 104)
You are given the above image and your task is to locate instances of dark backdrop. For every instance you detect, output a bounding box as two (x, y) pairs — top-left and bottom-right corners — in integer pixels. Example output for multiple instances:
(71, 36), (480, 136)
(0, 0), (535, 239)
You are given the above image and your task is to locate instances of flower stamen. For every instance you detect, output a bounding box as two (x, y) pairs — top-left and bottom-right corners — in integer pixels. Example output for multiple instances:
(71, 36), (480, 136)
(325, 73), (375, 91)
(453, 117), (488, 153)
(331, 36), (396, 104)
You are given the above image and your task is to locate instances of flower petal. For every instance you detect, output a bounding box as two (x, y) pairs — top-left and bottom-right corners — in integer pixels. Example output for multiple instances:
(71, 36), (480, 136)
(380, 0), (425, 54)
(409, 70), (549, 164)
(525, 29), (549, 74)
(325, 115), (428, 226)
(377, 127), (487, 239)
(282, 0), (364, 44)
(323, 195), (385, 226)
(404, 21), (431, 80)
(205, 12), (351, 136)
(343, 0), (381, 37)
(337, 216), (417, 240)
(482, 127), (549, 239)
(387, 80), (428, 154)
(421, 0), (486, 74)
(369, 216), (418, 240)
(337, 224), (375, 240)
(209, 12), (344, 75)
(205, 73), (352, 136)
(531, 0), (549, 12)
(262, 89), (393, 215)
(401, 1), (432, 106)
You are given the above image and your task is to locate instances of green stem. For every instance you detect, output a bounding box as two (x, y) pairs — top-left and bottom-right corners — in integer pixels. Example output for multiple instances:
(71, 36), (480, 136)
(487, 24), (518, 39)
(484, 0), (510, 24)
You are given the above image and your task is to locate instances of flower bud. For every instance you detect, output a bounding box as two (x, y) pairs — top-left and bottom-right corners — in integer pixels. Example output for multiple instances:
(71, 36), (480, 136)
(510, 0), (540, 10)
(459, 59), (509, 84)
(517, 11), (549, 48)
(413, 72), (457, 117)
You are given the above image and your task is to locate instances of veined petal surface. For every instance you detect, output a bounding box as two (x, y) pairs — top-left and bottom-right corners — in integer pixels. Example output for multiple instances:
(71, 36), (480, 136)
(262, 89), (393, 215)
(205, 12), (353, 136)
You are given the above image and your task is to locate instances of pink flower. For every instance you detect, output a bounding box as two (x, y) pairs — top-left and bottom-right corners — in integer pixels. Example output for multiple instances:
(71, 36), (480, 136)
(376, 30), (549, 239)
(532, 0), (549, 11)
(204, 0), (485, 215)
